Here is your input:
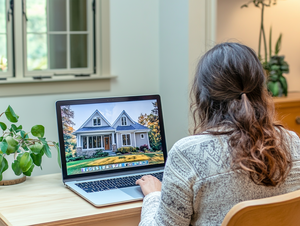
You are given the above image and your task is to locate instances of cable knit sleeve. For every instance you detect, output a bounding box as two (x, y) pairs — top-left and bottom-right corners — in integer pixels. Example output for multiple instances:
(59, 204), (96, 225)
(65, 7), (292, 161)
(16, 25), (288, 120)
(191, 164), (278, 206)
(139, 145), (196, 226)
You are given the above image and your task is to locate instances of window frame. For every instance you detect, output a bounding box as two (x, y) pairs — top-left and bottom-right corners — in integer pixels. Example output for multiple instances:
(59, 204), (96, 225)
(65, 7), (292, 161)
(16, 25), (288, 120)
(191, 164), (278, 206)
(23, 0), (94, 77)
(121, 116), (127, 126)
(0, 0), (13, 78)
(122, 134), (131, 146)
(93, 117), (101, 126)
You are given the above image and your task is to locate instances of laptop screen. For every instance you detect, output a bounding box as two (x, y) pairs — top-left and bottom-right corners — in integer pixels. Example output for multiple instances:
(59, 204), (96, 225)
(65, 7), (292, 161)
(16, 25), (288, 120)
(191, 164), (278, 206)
(56, 95), (167, 178)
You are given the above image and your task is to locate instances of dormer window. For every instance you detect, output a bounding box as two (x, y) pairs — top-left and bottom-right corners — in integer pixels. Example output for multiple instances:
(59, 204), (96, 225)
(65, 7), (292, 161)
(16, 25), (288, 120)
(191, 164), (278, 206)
(93, 117), (101, 126)
(121, 116), (127, 126)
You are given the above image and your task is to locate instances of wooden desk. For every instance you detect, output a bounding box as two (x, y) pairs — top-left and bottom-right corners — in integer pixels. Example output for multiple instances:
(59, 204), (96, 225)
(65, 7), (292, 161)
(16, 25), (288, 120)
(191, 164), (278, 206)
(0, 173), (142, 226)
(274, 92), (300, 136)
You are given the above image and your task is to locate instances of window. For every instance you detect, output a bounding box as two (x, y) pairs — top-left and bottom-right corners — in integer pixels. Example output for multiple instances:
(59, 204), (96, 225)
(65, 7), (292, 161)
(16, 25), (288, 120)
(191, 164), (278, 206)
(82, 136), (87, 149)
(140, 134), (145, 139)
(82, 135), (102, 149)
(0, 0), (13, 78)
(122, 134), (131, 146)
(0, 0), (112, 96)
(25, 0), (93, 76)
(93, 117), (101, 126)
(121, 116), (127, 126)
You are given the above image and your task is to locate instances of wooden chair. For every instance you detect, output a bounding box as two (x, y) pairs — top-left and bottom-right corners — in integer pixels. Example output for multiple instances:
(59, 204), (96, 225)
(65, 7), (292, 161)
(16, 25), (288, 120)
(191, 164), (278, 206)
(221, 189), (300, 226)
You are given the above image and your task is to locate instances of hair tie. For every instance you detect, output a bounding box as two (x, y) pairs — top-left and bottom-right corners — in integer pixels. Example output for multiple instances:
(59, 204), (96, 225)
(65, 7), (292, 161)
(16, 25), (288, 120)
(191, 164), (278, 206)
(239, 92), (246, 99)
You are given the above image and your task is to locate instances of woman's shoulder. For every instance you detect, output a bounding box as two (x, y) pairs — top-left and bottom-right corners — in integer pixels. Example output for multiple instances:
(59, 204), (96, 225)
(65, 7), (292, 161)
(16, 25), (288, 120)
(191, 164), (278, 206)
(173, 133), (227, 150)
(169, 134), (230, 179)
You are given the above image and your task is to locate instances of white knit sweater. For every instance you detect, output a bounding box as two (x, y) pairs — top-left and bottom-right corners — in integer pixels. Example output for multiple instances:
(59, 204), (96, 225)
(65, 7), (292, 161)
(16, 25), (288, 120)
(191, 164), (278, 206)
(139, 131), (300, 226)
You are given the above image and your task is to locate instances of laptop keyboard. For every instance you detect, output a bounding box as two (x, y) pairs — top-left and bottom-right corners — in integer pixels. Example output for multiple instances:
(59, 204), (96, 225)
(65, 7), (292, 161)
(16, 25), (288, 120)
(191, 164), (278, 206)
(75, 172), (163, 193)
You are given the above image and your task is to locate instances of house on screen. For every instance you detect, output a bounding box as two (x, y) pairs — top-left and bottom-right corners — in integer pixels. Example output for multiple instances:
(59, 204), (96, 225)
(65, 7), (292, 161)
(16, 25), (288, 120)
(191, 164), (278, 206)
(73, 110), (151, 156)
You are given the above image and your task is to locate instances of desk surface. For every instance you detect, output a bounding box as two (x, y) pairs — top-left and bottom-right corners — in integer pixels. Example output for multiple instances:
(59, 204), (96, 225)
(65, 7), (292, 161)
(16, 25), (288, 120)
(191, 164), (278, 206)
(0, 173), (142, 226)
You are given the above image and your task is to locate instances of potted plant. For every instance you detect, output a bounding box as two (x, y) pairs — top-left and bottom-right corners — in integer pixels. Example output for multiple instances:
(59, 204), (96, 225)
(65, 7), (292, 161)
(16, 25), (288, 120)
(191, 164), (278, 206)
(0, 106), (59, 184)
(242, 0), (289, 96)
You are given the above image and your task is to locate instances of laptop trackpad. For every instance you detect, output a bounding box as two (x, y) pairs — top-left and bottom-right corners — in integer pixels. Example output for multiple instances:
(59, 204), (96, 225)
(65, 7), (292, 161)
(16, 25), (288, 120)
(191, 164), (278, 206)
(120, 186), (144, 198)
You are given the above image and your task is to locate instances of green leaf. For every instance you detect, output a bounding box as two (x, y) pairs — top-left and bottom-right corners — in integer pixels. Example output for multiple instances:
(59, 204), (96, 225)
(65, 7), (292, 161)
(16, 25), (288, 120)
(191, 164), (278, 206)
(12, 159), (22, 176)
(11, 124), (17, 132)
(19, 152), (33, 172)
(31, 125), (45, 138)
(29, 142), (44, 154)
(23, 164), (34, 176)
(20, 130), (29, 139)
(0, 156), (8, 174)
(267, 81), (279, 96)
(30, 153), (42, 167)
(5, 136), (19, 155)
(5, 136), (18, 147)
(42, 144), (52, 158)
(275, 33), (282, 55)
(0, 141), (8, 154)
(278, 76), (288, 96)
(0, 122), (7, 131)
(281, 65), (289, 73)
(5, 106), (19, 123)
(241, 4), (248, 8)
(270, 65), (280, 71)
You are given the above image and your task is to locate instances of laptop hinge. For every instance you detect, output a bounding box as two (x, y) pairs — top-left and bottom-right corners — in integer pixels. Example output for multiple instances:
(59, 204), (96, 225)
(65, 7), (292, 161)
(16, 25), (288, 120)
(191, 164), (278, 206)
(63, 166), (164, 183)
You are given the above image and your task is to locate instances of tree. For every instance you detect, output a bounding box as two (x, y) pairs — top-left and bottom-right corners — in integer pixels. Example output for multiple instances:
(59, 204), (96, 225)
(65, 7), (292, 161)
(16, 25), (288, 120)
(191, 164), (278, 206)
(138, 102), (161, 151)
(61, 106), (76, 155)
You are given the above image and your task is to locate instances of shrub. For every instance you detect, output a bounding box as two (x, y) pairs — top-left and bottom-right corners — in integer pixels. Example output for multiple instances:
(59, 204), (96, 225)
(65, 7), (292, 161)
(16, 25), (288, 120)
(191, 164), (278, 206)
(117, 146), (135, 154)
(93, 149), (109, 158)
(140, 144), (149, 152)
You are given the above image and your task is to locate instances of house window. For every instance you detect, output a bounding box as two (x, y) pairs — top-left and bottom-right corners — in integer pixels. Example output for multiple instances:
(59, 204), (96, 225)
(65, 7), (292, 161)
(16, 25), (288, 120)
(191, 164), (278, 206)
(88, 136), (92, 149)
(140, 134), (145, 139)
(97, 136), (101, 148)
(0, 0), (13, 78)
(93, 117), (101, 126)
(122, 134), (131, 146)
(121, 116), (127, 126)
(82, 135), (102, 149)
(82, 136), (87, 149)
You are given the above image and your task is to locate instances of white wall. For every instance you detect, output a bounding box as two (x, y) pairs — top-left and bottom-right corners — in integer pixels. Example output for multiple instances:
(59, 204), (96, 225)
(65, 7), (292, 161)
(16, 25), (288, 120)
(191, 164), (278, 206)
(159, 0), (190, 148)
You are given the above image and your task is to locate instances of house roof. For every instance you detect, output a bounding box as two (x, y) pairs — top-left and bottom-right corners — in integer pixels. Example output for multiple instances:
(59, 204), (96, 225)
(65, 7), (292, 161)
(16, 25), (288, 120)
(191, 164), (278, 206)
(78, 110), (112, 129)
(112, 110), (136, 127)
(73, 126), (115, 134)
(115, 122), (150, 131)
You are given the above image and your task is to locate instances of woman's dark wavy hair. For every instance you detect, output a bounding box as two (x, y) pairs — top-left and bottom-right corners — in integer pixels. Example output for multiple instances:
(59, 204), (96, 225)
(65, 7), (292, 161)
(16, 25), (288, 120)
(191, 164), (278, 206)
(190, 42), (292, 186)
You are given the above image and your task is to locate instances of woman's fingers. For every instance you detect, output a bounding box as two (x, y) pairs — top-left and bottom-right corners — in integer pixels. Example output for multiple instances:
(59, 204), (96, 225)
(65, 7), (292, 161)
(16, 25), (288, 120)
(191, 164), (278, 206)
(135, 175), (162, 196)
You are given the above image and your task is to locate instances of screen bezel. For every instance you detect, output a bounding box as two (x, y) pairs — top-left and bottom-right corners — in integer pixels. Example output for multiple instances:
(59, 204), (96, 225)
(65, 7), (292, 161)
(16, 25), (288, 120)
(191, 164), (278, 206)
(56, 94), (168, 180)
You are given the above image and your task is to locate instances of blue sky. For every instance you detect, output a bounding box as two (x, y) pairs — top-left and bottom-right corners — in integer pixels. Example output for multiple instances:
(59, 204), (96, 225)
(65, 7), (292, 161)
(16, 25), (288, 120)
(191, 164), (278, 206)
(63, 99), (157, 130)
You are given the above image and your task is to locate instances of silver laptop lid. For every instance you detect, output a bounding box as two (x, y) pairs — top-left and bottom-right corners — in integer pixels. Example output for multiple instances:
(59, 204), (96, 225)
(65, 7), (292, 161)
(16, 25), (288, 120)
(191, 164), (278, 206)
(56, 95), (167, 182)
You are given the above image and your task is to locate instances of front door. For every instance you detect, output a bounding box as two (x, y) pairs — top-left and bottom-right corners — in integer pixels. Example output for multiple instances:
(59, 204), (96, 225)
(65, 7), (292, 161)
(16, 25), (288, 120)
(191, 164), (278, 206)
(104, 137), (110, 150)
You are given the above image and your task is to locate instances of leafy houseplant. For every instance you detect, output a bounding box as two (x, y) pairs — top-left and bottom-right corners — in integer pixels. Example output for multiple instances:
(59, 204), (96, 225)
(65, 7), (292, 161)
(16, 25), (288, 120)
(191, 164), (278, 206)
(0, 106), (59, 182)
(242, 0), (289, 96)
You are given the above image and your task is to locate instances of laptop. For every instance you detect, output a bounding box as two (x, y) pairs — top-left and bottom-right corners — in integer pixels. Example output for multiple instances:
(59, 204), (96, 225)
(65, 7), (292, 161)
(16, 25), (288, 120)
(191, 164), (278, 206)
(55, 94), (167, 207)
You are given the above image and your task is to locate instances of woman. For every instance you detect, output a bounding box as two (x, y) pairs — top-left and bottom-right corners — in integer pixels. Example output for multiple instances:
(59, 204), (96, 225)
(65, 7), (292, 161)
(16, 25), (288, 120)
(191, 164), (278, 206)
(135, 42), (300, 225)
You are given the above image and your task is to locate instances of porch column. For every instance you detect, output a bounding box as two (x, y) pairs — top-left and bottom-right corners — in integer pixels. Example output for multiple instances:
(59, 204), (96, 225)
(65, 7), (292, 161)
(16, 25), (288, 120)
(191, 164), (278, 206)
(133, 132), (136, 147)
(111, 132), (115, 144)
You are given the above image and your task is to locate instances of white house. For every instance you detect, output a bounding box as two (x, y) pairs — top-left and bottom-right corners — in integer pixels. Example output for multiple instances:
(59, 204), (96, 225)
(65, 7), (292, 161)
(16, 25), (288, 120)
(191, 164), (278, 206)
(73, 110), (151, 155)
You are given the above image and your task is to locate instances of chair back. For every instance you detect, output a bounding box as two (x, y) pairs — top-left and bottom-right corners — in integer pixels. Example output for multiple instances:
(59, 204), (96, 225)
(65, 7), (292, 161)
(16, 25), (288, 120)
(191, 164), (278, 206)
(221, 189), (300, 226)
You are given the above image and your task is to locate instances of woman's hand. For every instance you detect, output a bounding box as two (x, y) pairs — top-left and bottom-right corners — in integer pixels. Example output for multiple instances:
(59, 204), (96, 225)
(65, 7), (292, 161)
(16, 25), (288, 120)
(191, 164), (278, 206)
(136, 175), (162, 196)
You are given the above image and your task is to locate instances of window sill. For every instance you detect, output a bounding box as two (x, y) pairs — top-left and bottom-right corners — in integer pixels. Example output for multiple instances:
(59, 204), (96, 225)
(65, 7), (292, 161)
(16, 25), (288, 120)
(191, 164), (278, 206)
(0, 75), (117, 97)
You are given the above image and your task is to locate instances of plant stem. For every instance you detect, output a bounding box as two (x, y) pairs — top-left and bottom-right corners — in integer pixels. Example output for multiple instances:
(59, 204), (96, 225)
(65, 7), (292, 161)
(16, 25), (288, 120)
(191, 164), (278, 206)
(261, 3), (268, 63)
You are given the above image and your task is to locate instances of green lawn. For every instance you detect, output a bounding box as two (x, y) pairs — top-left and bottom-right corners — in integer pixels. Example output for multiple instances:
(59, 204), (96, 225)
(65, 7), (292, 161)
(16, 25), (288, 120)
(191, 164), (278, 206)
(67, 152), (164, 175)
